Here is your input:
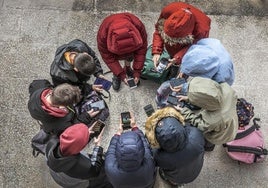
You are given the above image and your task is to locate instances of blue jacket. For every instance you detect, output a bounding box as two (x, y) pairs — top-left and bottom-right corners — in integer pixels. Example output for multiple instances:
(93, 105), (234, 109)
(154, 125), (205, 184)
(105, 128), (156, 188)
(181, 38), (234, 85)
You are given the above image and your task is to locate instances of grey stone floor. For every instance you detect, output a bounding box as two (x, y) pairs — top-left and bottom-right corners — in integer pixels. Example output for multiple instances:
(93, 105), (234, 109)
(0, 0), (267, 188)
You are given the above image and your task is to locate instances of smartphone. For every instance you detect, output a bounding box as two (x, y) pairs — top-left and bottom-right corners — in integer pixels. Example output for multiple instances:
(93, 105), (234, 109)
(90, 100), (106, 111)
(127, 78), (137, 89)
(143, 104), (155, 117)
(170, 78), (186, 88)
(167, 95), (179, 106)
(92, 120), (106, 137)
(121, 112), (131, 130)
(94, 77), (112, 91)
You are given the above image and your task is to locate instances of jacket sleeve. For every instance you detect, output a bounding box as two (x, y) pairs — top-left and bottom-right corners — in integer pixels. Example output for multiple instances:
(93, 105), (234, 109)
(90, 146), (104, 174)
(105, 135), (119, 168)
(131, 17), (148, 78)
(180, 107), (210, 132)
(97, 31), (126, 80)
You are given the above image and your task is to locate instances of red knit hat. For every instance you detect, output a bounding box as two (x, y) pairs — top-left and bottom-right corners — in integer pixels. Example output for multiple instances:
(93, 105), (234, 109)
(164, 9), (195, 38)
(60, 123), (89, 156)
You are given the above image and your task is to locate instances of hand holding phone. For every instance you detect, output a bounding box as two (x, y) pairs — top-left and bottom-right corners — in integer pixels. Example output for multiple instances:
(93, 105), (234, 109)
(121, 112), (131, 130)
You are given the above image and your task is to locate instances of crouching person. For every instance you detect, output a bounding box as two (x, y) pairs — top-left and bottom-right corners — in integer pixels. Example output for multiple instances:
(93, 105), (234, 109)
(105, 112), (156, 188)
(145, 107), (205, 187)
(45, 123), (112, 188)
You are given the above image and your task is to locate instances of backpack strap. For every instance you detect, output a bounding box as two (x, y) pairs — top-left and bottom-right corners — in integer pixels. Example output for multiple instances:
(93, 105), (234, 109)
(235, 118), (260, 140)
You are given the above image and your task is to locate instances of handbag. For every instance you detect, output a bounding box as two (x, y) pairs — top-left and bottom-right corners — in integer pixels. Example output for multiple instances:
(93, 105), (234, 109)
(141, 45), (171, 84)
(223, 118), (267, 164)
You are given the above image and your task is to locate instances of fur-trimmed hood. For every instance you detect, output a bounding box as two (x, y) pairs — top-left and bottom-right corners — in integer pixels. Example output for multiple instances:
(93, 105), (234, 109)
(145, 106), (184, 148)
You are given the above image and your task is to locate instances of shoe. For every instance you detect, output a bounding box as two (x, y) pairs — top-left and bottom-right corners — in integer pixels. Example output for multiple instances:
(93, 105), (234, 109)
(112, 75), (121, 91)
(204, 139), (215, 151)
(159, 168), (179, 187)
(168, 65), (179, 79)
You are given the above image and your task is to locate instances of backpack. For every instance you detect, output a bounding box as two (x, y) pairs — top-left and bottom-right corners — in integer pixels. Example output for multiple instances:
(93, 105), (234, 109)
(75, 90), (110, 125)
(141, 45), (171, 84)
(223, 118), (267, 164)
(31, 128), (52, 157)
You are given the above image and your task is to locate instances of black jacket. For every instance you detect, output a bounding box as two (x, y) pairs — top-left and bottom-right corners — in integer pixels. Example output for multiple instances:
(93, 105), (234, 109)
(46, 137), (104, 179)
(50, 39), (103, 87)
(154, 125), (205, 184)
(27, 79), (94, 135)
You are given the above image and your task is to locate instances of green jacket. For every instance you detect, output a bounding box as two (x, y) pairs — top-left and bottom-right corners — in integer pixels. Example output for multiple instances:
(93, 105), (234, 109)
(181, 77), (238, 144)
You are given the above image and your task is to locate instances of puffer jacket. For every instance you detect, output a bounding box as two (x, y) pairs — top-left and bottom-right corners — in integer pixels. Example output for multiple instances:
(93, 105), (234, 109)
(97, 12), (148, 80)
(154, 125), (205, 184)
(181, 77), (238, 144)
(50, 39), (103, 87)
(152, 2), (211, 65)
(46, 137), (104, 180)
(105, 128), (156, 188)
(181, 38), (235, 85)
(27, 80), (94, 135)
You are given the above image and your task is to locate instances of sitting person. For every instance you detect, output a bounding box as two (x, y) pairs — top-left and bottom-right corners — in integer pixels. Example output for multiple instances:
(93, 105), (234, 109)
(97, 12), (148, 91)
(28, 80), (100, 135)
(145, 107), (205, 186)
(174, 77), (239, 150)
(105, 112), (156, 188)
(50, 39), (105, 95)
(46, 123), (112, 188)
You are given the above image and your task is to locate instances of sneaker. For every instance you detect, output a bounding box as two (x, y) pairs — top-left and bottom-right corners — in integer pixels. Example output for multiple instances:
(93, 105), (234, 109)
(112, 75), (121, 91)
(204, 139), (215, 151)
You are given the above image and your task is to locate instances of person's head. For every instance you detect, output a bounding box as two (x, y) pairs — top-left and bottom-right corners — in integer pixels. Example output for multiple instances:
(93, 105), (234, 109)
(155, 117), (186, 152)
(73, 53), (96, 76)
(60, 123), (89, 156)
(115, 131), (145, 171)
(51, 83), (82, 106)
(158, 9), (195, 46)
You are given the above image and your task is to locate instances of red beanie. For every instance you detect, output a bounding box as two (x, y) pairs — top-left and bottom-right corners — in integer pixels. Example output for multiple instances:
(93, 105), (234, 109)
(60, 123), (89, 156)
(164, 9), (195, 38)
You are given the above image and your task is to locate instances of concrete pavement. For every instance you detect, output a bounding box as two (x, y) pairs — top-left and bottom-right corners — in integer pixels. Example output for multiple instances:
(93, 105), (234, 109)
(0, 0), (267, 187)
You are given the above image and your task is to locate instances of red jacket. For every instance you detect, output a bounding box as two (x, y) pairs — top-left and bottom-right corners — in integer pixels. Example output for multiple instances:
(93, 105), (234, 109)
(97, 13), (148, 80)
(152, 2), (211, 65)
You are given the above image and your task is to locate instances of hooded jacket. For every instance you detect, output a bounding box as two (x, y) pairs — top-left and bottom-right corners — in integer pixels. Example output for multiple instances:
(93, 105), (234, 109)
(27, 80), (94, 135)
(181, 38), (235, 85)
(50, 39), (103, 87)
(145, 109), (204, 184)
(45, 137), (104, 180)
(97, 12), (148, 80)
(105, 128), (156, 188)
(152, 2), (211, 65)
(181, 77), (238, 144)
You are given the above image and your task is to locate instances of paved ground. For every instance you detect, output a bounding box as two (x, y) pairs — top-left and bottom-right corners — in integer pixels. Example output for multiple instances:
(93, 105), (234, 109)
(0, 0), (267, 188)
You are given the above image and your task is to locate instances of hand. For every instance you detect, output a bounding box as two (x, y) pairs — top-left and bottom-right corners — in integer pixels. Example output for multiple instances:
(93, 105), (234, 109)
(170, 85), (182, 93)
(94, 127), (105, 146)
(134, 77), (139, 85)
(152, 54), (161, 68)
(178, 95), (189, 102)
(98, 74), (107, 80)
(88, 122), (96, 135)
(129, 112), (137, 128)
(177, 72), (184, 79)
(174, 103), (183, 111)
(123, 78), (128, 85)
(166, 58), (176, 69)
(117, 122), (124, 135)
(87, 109), (100, 118)
(92, 84), (103, 92)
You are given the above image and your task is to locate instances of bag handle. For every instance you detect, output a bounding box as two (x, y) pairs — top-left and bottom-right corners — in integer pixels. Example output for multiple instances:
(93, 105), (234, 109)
(235, 118), (260, 140)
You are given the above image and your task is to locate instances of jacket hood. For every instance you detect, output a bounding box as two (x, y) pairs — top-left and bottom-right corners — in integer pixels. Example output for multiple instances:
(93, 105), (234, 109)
(155, 117), (186, 152)
(181, 44), (220, 78)
(188, 77), (223, 111)
(145, 106), (184, 149)
(116, 131), (145, 171)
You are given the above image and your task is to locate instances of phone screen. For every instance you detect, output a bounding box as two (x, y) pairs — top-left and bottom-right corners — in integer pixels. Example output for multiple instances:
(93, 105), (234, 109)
(143, 104), (155, 117)
(127, 78), (137, 89)
(90, 100), (106, 111)
(92, 120), (106, 137)
(121, 112), (131, 130)
(167, 95), (179, 106)
(94, 77), (112, 91)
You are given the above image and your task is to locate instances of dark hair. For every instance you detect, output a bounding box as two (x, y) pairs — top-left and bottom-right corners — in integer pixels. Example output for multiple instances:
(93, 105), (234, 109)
(74, 53), (96, 76)
(51, 83), (82, 106)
